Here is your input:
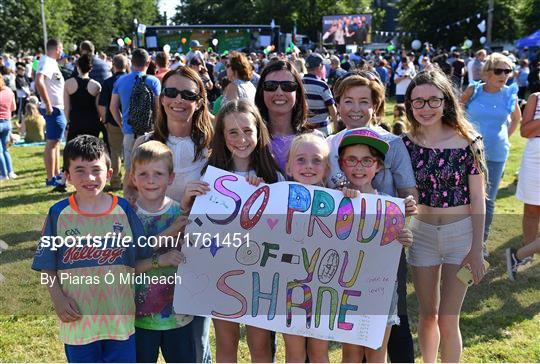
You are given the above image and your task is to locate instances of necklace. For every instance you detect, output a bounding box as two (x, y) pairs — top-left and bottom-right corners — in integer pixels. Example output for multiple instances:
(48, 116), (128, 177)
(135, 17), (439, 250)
(416, 131), (455, 150)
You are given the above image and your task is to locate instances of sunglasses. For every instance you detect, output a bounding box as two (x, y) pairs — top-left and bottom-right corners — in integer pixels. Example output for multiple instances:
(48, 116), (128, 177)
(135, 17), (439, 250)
(340, 156), (378, 168)
(262, 80), (299, 92)
(162, 88), (200, 101)
(492, 68), (512, 75)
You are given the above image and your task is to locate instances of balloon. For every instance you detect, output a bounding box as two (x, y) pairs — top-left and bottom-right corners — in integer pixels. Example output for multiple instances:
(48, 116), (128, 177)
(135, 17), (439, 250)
(212, 38), (218, 46)
(181, 38), (187, 44)
(208, 47), (213, 52)
(117, 38), (125, 47)
(126, 39), (133, 46)
(163, 44), (171, 53)
(411, 40), (421, 50)
(387, 44), (395, 52)
(464, 39), (473, 49)
(124, 37), (131, 44)
(70, 44), (77, 51)
(480, 36), (487, 44)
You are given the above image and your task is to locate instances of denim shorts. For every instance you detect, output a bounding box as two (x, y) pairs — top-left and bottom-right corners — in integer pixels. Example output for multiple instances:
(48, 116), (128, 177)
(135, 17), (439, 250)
(408, 216), (473, 266)
(40, 107), (67, 141)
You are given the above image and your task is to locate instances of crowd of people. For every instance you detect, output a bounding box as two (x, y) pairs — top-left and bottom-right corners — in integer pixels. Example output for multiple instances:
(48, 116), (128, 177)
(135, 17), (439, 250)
(1, 37), (539, 363)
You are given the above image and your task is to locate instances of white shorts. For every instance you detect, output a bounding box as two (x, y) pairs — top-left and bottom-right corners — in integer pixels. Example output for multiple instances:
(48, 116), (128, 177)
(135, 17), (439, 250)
(516, 138), (540, 205)
(408, 217), (473, 266)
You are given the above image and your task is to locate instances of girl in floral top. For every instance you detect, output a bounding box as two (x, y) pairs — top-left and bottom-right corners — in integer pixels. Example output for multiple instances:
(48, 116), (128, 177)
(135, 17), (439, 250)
(402, 69), (488, 363)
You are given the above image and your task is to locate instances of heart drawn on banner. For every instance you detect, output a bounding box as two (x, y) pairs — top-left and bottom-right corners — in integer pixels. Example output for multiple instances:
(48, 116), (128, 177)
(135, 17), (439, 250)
(266, 218), (279, 230)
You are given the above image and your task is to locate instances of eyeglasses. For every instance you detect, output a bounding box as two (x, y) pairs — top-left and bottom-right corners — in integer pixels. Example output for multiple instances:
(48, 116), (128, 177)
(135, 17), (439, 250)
(262, 80), (299, 92)
(411, 97), (444, 109)
(492, 68), (512, 75)
(162, 88), (200, 101)
(340, 156), (378, 168)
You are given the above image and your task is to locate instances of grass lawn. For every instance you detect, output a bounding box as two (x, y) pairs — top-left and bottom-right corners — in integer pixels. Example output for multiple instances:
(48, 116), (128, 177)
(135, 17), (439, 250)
(0, 109), (539, 362)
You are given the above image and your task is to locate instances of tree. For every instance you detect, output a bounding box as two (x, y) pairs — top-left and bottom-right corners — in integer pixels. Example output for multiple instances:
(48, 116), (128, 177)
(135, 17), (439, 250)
(0, 0), (71, 52)
(0, 0), (159, 53)
(113, 0), (161, 40)
(172, 0), (372, 41)
(44, 0), (73, 46)
(67, 0), (115, 51)
(518, 0), (540, 36)
(172, 0), (258, 25)
(396, 0), (522, 49)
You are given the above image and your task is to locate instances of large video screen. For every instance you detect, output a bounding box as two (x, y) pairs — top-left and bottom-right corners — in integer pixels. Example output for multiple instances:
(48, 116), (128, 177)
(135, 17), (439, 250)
(322, 14), (371, 45)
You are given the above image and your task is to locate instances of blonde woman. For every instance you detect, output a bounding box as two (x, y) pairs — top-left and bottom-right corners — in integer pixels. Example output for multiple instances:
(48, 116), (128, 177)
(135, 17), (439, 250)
(461, 52), (521, 256)
(21, 101), (45, 142)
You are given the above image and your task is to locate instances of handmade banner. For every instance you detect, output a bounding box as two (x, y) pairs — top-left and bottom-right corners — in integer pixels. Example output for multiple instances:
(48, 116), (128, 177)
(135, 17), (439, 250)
(174, 166), (405, 349)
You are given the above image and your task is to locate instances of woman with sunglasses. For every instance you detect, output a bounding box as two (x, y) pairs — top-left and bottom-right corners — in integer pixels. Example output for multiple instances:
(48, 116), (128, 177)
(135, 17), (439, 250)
(461, 52), (522, 256)
(254, 60), (312, 173)
(124, 66), (214, 363)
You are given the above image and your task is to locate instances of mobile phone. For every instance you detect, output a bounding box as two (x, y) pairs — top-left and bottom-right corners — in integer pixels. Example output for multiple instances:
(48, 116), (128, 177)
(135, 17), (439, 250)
(457, 260), (490, 286)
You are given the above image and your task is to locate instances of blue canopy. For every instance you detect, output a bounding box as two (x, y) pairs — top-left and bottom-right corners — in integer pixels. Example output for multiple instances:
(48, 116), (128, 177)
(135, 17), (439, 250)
(516, 29), (540, 48)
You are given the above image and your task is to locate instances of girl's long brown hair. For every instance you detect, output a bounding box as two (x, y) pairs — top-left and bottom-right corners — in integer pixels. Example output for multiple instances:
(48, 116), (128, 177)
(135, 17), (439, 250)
(154, 66), (213, 161)
(404, 69), (488, 179)
(205, 99), (281, 183)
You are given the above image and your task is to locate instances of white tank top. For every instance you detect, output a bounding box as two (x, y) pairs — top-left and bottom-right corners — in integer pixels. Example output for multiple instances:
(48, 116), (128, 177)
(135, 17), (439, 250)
(165, 135), (208, 203)
(221, 79), (256, 106)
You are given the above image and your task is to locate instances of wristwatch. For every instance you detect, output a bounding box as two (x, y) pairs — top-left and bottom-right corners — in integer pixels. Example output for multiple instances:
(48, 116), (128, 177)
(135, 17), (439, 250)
(151, 253), (159, 269)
